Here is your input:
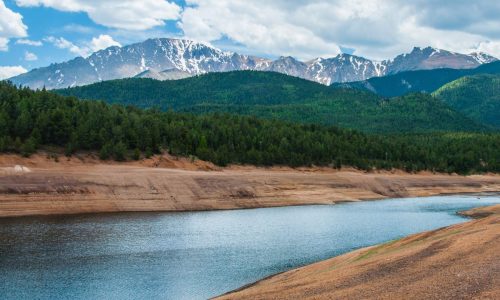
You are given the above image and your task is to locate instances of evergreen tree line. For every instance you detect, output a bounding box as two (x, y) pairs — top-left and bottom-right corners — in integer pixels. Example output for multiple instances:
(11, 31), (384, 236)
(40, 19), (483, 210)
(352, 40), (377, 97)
(1, 82), (499, 174)
(56, 71), (486, 133)
(433, 74), (500, 128)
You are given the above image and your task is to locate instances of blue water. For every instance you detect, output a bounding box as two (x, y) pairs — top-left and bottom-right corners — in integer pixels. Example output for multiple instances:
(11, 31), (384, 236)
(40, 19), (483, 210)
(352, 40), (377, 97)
(0, 195), (499, 299)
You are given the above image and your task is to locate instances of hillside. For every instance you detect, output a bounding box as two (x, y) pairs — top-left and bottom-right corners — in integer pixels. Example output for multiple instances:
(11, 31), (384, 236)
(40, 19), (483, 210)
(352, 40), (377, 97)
(3, 82), (500, 173)
(333, 60), (500, 97)
(433, 74), (500, 128)
(56, 71), (484, 133)
(184, 93), (484, 134)
(2, 154), (500, 218)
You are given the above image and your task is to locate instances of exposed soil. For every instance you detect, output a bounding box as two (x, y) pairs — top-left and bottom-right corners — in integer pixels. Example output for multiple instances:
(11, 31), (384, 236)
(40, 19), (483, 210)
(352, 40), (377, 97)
(2, 153), (499, 299)
(217, 205), (500, 300)
(1, 153), (500, 218)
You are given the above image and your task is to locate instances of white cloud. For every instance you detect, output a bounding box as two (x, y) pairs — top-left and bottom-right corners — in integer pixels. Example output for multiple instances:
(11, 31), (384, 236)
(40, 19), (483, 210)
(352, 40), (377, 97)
(411, 0), (500, 37)
(45, 34), (121, 57)
(44, 36), (86, 56)
(0, 38), (8, 51)
(62, 24), (94, 34)
(473, 41), (500, 58)
(179, 0), (500, 60)
(16, 0), (181, 30)
(24, 51), (38, 61)
(89, 34), (121, 52)
(16, 39), (43, 46)
(0, 0), (28, 51)
(8, 0), (500, 60)
(0, 65), (27, 79)
(180, 1), (342, 59)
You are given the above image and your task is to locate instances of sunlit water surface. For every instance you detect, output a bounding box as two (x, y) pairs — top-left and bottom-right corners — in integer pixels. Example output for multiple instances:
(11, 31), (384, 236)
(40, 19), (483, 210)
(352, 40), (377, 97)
(1, 195), (499, 299)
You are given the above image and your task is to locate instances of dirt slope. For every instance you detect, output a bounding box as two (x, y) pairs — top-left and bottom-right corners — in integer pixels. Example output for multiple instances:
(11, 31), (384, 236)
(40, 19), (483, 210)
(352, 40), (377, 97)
(1, 153), (500, 217)
(217, 205), (500, 300)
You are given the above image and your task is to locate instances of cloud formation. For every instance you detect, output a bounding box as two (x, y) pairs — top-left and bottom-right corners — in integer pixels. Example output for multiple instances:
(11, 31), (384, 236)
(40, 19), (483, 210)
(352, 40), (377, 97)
(45, 34), (120, 57)
(88, 34), (121, 52)
(16, 0), (181, 30)
(44, 36), (85, 56)
(0, 65), (27, 79)
(6, 0), (500, 62)
(180, 1), (342, 59)
(0, 0), (27, 51)
(24, 51), (37, 61)
(179, 0), (500, 60)
(411, 0), (500, 36)
(16, 39), (43, 46)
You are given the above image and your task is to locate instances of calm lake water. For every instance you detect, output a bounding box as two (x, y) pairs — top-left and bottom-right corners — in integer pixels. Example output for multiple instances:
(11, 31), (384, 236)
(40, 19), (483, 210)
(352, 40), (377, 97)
(1, 195), (499, 299)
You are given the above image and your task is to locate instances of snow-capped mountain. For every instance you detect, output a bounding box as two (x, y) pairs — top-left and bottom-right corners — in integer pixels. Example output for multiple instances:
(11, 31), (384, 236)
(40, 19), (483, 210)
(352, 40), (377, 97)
(470, 52), (498, 64)
(306, 54), (386, 85)
(8, 39), (498, 89)
(384, 46), (497, 74)
(10, 39), (270, 89)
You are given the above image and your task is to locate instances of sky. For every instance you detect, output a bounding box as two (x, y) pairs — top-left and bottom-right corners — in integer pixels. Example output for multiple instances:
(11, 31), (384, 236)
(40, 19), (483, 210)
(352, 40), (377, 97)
(1, 0), (500, 79)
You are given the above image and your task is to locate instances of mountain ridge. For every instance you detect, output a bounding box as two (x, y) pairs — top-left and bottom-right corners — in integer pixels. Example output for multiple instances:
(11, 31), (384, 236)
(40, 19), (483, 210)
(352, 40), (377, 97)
(8, 38), (497, 89)
(56, 70), (487, 133)
(333, 60), (500, 97)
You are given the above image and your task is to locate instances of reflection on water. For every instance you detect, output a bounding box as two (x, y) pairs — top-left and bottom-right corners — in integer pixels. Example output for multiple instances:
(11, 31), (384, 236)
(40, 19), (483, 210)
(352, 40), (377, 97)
(1, 195), (499, 299)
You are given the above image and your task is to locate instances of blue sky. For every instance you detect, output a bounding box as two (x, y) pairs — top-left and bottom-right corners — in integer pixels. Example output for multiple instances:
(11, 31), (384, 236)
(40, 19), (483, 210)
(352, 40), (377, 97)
(3, 2), (106, 68)
(1, 0), (500, 79)
(1, 0), (186, 70)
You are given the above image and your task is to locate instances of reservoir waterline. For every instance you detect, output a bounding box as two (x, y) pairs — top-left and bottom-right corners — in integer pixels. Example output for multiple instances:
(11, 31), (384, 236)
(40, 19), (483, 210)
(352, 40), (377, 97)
(1, 195), (499, 299)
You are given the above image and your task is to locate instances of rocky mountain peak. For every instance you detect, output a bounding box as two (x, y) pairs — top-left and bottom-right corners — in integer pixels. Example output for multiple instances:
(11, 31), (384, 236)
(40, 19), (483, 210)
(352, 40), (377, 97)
(8, 38), (498, 89)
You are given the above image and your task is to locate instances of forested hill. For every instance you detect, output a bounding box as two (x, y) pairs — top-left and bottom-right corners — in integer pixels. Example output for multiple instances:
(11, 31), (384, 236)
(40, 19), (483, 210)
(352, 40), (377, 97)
(1, 82), (500, 174)
(433, 74), (500, 128)
(332, 60), (500, 98)
(56, 71), (484, 133)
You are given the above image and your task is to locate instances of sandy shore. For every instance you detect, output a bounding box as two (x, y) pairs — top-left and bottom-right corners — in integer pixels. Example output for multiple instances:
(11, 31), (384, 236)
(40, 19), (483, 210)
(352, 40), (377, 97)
(217, 204), (500, 300)
(1, 153), (500, 218)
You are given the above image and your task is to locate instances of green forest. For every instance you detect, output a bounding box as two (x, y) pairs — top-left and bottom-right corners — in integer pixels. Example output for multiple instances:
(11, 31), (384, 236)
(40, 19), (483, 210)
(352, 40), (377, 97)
(2, 81), (500, 174)
(334, 60), (500, 98)
(56, 71), (485, 133)
(434, 74), (500, 128)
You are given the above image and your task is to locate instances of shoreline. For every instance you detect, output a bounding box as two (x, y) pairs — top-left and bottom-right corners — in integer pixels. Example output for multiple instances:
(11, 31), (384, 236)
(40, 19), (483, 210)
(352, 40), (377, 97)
(2, 152), (499, 298)
(4, 192), (496, 221)
(216, 204), (500, 299)
(1, 153), (500, 218)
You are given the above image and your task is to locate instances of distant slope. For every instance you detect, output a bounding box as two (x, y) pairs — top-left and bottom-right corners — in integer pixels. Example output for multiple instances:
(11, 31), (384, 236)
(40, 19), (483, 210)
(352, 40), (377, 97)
(59, 71), (332, 108)
(6, 80), (500, 173)
(185, 93), (483, 134)
(57, 71), (484, 133)
(333, 61), (500, 97)
(433, 74), (500, 128)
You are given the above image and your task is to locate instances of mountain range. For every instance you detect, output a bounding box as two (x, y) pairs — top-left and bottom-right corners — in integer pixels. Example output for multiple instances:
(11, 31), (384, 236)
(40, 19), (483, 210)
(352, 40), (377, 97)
(56, 71), (487, 133)
(333, 61), (500, 97)
(9, 38), (497, 89)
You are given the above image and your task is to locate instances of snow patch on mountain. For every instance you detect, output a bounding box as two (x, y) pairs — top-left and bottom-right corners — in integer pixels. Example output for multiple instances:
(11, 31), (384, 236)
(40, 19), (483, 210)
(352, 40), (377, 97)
(8, 38), (499, 89)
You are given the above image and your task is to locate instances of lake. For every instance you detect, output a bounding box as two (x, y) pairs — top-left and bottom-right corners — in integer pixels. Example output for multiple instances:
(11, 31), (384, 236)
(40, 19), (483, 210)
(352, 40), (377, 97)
(1, 195), (499, 299)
